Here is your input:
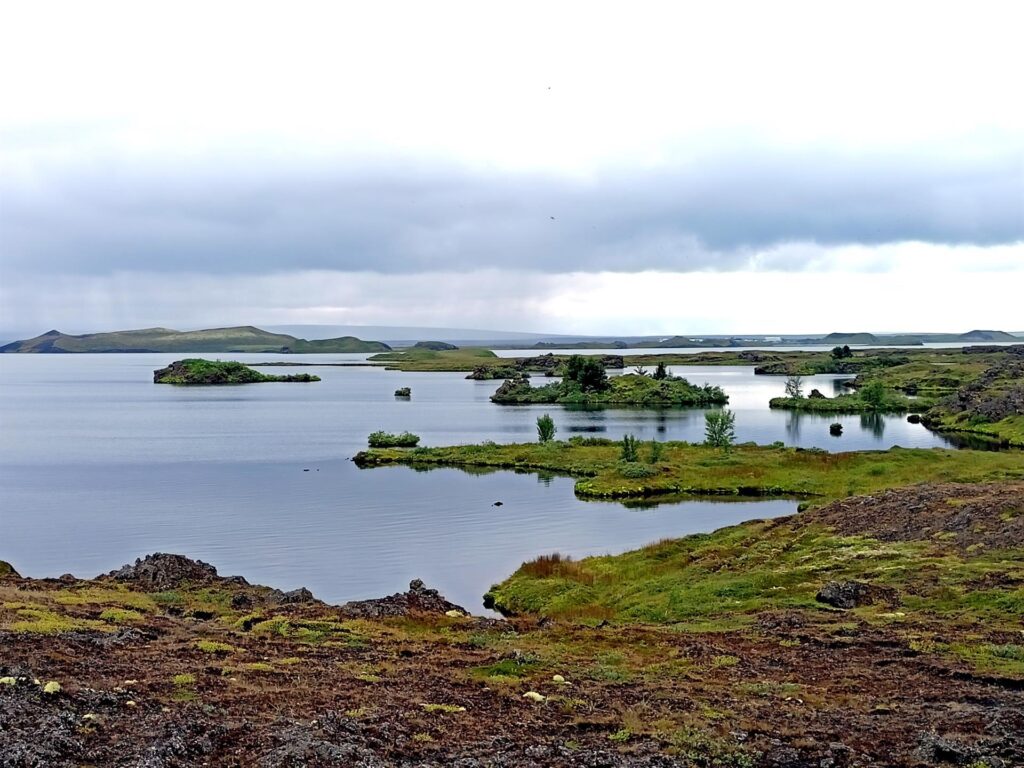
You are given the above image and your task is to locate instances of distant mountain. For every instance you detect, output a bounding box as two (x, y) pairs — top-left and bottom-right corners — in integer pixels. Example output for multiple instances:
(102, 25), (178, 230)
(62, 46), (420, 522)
(0, 326), (392, 354)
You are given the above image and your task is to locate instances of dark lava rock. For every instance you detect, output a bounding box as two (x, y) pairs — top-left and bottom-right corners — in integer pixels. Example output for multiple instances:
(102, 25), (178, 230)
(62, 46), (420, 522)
(829, 423), (843, 436)
(907, 413), (922, 424)
(0, 559), (19, 578)
(816, 580), (900, 610)
(69, 626), (156, 648)
(339, 579), (466, 619)
(266, 587), (316, 605)
(916, 732), (984, 765)
(107, 553), (218, 589)
(809, 389), (826, 399)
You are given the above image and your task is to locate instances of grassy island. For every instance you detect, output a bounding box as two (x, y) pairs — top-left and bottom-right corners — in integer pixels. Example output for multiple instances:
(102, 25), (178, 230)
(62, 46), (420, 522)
(354, 440), (1024, 501)
(492, 364), (727, 407)
(768, 392), (925, 414)
(153, 359), (320, 385)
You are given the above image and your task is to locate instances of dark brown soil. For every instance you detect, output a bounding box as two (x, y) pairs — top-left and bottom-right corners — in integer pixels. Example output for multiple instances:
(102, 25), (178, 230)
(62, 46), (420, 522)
(799, 482), (1024, 550)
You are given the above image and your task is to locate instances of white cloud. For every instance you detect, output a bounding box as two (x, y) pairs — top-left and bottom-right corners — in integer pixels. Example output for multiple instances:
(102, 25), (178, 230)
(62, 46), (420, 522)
(3, 241), (1021, 339)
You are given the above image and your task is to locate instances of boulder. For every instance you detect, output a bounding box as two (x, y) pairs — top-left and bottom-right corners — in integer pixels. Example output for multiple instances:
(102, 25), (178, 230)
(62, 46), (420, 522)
(268, 589), (319, 606)
(339, 579), (466, 619)
(907, 413), (922, 424)
(816, 580), (900, 610)
(106, 553), (218, 589)
(808, 389), (826, 399)
(829, 423), (843, 436)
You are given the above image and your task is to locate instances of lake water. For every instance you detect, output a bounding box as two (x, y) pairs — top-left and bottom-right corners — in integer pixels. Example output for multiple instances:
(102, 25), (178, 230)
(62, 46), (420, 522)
(0, 352), (970, 610)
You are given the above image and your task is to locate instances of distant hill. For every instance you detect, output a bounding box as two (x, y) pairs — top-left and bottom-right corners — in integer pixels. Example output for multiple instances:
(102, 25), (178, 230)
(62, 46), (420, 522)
(0, 326), (392, 354)
(958, 330), (1019, 342)
(823, 330), (1020, 346)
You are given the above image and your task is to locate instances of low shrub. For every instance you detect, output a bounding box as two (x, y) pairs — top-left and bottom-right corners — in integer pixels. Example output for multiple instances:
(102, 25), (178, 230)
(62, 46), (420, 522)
(367, 431), (420, 448)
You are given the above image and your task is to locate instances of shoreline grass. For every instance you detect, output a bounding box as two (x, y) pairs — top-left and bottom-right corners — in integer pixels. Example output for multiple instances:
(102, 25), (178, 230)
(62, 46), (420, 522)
(354, 440), (1024, 502)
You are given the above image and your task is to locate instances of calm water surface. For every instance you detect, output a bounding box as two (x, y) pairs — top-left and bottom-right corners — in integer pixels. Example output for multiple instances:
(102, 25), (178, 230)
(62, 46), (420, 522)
(0, 353), (965, 609)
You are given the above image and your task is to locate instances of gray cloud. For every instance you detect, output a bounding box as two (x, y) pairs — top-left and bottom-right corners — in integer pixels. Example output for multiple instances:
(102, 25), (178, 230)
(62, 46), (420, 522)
(1, 147), (1021, 277)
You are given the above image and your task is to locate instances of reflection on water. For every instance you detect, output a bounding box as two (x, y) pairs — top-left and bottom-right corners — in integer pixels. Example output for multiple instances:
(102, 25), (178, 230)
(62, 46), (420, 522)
(860, 412), (886, 439)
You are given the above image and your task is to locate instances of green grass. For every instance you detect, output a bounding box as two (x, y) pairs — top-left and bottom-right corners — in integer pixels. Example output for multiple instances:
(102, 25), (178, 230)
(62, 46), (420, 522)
(355, 441), (1024, 500)
(368, 347), (499, 371)
(484, 517), (1024, 631)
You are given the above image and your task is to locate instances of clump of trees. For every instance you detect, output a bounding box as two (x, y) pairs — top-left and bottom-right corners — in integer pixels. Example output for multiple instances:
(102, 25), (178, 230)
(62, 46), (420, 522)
(831, 345), (853, 359)
(620, 434), (640, 462)
(653, 362), (669, 380)
(564, 355), (609, 393)
(536, 413), (556, 443)
(704, 409), (736, 450)
(859, 380), (887, 409)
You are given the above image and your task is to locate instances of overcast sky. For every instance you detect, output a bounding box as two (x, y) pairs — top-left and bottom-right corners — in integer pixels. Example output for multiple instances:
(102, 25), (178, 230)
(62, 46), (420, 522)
(1, 1), (1022, 338)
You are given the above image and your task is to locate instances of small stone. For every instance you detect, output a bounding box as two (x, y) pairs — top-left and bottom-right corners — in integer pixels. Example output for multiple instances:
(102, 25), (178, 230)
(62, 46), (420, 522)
(522, 691), (546, 703)
(125, 700), (137, 707)
(444, 609), (464, 618)
(124, 679), (139, 685)
(552, 674), (567, 684)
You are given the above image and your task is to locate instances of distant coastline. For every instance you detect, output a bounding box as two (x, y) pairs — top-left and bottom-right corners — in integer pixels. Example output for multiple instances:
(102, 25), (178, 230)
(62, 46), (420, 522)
(0, 326), (391, 354)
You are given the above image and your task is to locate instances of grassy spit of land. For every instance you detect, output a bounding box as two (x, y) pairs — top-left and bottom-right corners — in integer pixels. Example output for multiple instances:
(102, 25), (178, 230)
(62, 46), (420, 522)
(153, 359), (320, 385)
(354, 440), (1024, 500)
(3, 480), (1024, 766)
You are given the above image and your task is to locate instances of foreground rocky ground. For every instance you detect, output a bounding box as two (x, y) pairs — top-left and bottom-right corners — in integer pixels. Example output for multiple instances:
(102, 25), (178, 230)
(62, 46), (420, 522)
(2, 484), (1023, 767)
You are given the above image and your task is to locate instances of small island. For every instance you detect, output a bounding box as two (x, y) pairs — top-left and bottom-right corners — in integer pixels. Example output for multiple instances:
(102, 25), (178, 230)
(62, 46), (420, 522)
(491, 357), (728, 406)
(153, 359), (321, 385)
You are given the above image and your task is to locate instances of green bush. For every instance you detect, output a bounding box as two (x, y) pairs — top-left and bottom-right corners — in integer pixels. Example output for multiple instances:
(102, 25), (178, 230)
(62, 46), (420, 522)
(648, 440), (664, 464)
(704, 409), (736, 450)
(536, 413), (556, 443)
(860, 380), (887, 409)
(619, 461), (656, 478)
(368, 431), (421, 448)
(620, 434), (640, 462)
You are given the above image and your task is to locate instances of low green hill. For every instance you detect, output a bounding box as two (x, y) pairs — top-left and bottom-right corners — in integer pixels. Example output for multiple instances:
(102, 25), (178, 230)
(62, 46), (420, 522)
(0, 326), (391, 354)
